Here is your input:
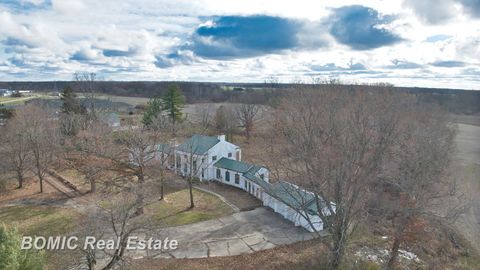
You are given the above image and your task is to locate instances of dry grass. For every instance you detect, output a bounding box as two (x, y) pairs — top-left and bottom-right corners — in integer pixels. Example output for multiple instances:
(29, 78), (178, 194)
(0, 176), (67, 204)
(146, 189), (234, 227)
(0, 205), (80, 236)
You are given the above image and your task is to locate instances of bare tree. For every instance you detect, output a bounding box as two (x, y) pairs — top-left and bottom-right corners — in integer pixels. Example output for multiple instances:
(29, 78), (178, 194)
(150, 140), (173, 201)
(215, 105), (238, 142)
(14, 105), (59, 193)
(113, 128), (159, 215)
(194, 104), (214, 133)
(73, 72), (99, 118)
(378, 105), (461, 269)
(175, 137), (209, 208)
(2, 120), (31, 188)
(267, 87), (403, 268)
(235, 103), (261, 141)
(75, 192), (149, 270)
(72, 120), (114, 193)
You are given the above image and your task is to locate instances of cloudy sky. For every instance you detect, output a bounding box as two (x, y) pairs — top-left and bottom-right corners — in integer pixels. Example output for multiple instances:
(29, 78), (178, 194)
(0, 0), (479, 89)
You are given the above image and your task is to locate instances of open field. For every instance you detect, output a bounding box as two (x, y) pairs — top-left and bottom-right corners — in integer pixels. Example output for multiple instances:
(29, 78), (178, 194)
(0, 95), (44, 105)
(453, 119), (480, 251)
(94, 94), (149, 106)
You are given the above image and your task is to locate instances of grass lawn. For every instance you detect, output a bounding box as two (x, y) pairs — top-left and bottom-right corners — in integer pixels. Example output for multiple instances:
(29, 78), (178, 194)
(0, 205), (80, 236)
(146, 189), (234, 227)
(0, 205), (84, 269)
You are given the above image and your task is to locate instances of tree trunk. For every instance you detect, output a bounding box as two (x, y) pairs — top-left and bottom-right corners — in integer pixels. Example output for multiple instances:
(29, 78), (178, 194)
(188, 177), (194, 209)
(387, 236), (401, 269)
(135, 172), (145, 215)
(34, 151), (43, 193)
(159, 176), (164, 200)
(36, 165), (43, 193)
(39, 175), (43, 193)
(330, 246), (345, 269)
(101, 239), (127, 270)
(89, 178), (96, 193)
(330, 229), (347, 269)
(16, 170), (24, 189)
(245, 124), (252, 141)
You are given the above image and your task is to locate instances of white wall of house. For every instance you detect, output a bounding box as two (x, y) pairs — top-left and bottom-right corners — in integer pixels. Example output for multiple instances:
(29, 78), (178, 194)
(173, 135), (241, 181)
(262, 193), (324, 232)
(213, 168), (245, 189)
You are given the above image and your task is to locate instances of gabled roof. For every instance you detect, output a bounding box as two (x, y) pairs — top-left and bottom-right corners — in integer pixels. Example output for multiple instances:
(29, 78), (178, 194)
(213, 157), (256, 173)
(176, 134), (219, 155)
(243, 172), (271, 190)
(268, 181), (327, 215)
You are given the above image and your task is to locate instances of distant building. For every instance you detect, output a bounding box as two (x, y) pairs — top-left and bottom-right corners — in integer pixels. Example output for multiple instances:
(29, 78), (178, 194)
(101, 112), (121, 127)
(0, 89), (12, 97)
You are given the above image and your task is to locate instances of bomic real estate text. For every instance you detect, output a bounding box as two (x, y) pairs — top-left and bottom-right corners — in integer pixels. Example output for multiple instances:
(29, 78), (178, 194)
(21, 236), (178, 251)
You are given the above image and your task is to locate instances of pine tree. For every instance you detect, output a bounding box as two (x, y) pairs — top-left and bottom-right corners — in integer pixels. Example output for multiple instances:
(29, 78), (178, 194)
(61, 86), (86, 114)
(0, 224), (45, 270)
(162, 85), (185, 125)
(142, 97), (162, 127)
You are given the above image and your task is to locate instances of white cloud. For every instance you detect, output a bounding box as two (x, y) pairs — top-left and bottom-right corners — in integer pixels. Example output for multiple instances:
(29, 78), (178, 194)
(0, 0), (478, 89)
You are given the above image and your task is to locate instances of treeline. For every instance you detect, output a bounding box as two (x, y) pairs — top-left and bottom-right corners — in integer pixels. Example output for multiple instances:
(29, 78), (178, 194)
(1, 81), (479, 114)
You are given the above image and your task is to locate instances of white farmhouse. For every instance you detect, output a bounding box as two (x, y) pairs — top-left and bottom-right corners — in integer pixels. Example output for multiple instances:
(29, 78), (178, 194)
(173, 134), (241, 181)
(159, 134), (331, 232)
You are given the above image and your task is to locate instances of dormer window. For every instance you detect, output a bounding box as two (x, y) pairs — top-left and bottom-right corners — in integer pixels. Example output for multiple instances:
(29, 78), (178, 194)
(212, 155), (217, 161)
(228, 152), (232, 158)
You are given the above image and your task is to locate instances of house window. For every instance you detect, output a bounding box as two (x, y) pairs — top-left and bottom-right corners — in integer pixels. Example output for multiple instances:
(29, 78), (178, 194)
(212, 155), (217, 161)
(202, 157), (205, 163)
(201, 169), (204, 178)
(228, 152), (232, 158)
(216, 169), (221, 179)
(244, 180), (247, 189)
(193, 160), (197, 172)
(260, 174), (264, 180)
(235, 174), (240, 184)
(225, 171), (230, 182)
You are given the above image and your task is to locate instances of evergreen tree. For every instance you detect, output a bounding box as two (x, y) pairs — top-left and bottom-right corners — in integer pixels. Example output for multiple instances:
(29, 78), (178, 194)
(0, 224), (45, 270)
(142, 97), (162, 127)
(162, 85), (185, 125)
(61, 86), (86, 114)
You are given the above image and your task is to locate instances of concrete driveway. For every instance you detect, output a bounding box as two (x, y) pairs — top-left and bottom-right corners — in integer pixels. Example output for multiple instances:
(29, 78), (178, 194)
(132, 207), (324, 259)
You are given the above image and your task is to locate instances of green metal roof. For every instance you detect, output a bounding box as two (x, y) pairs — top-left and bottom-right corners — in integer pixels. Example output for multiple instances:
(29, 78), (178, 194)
(268, 181), (327, 215)
(243, 172), (271, 190)
(213, 157), (254, 173)
(155, 143), (172, 153)
(176, 134), (219, 155)
(271, 181), (315, 210)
